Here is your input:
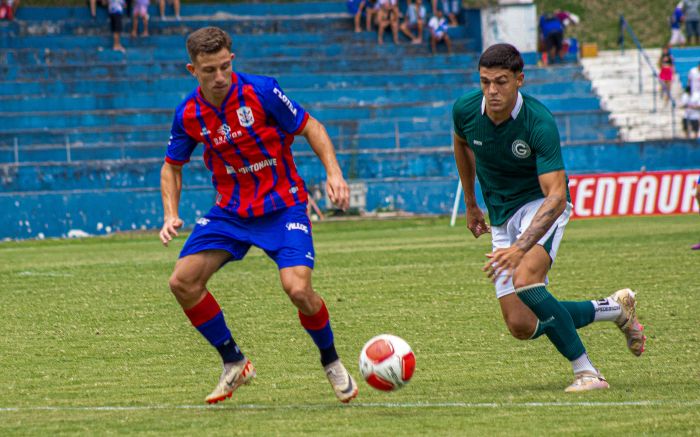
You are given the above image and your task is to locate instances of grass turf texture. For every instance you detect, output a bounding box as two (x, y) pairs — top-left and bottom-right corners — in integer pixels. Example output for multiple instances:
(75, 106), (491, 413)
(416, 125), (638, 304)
(0, 215), (699, 435)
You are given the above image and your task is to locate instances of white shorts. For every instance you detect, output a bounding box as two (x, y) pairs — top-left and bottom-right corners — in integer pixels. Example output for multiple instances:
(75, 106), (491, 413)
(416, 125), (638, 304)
(670, 28), (687, 46)
(490, 198), (572, 298)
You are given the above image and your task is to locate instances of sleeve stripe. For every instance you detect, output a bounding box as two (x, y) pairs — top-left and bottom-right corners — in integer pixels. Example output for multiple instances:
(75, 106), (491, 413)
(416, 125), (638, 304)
(165, 156), (189, 166)
(293, 112), (310, 135)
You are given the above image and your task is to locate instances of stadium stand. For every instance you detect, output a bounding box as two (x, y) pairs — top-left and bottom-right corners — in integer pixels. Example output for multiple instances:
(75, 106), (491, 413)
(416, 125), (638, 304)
(0, 2), (621, 239)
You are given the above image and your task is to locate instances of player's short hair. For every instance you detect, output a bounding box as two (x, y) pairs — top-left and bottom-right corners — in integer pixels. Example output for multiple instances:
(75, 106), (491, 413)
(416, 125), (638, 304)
(186, 27), (232, 62)
(478, 43), (524, 73)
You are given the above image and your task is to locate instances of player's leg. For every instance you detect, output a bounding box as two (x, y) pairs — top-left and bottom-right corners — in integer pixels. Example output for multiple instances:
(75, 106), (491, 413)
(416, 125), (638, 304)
(278, 266), (357, 403)
(512, 248), (608, 392)
(495, 200), (607, 392)
(169, 250), (255, 403)
(266, 204), (357, 403)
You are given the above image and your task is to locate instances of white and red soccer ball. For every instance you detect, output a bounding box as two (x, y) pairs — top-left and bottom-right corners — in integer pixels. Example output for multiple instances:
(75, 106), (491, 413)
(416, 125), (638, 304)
(359, 334), (415, 391)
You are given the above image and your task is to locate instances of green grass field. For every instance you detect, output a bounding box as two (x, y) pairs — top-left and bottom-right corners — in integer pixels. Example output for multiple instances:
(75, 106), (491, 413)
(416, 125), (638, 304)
(1, 215), (699, 435)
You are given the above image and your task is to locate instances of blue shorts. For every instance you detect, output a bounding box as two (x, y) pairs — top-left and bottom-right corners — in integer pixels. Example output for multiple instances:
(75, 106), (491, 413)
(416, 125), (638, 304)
(180, 203), (315, 269)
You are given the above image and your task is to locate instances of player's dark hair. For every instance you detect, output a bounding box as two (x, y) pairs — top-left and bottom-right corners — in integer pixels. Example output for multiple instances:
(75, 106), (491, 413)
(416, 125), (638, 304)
(478, 43), (524, 73)
(186, 27), (232, 62)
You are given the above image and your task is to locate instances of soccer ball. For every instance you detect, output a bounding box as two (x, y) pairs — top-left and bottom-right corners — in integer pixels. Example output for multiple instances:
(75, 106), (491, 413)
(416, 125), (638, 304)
(358, 334), (415, 391)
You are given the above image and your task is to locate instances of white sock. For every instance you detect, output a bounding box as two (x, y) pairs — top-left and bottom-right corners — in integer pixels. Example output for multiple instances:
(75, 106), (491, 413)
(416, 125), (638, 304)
(570, 352), (597, 375)
(591, 298), (622, 322)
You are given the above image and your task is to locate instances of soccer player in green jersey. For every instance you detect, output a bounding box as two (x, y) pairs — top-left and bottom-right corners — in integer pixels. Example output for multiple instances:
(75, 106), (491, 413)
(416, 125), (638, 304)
(452, 43), (647, 392)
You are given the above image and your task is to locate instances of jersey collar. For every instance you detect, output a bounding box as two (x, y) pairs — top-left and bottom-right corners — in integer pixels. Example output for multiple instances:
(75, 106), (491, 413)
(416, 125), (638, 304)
(481, 91), (524, 120)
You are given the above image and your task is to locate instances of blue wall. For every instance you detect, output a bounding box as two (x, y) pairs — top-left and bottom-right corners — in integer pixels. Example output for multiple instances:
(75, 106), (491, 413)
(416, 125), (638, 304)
(1, 140), (699, 240)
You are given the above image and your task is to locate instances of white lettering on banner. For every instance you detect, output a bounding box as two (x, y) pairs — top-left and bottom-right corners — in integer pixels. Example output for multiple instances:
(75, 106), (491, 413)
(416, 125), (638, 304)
(633, 176), (658, 214)
(594, 177), (617, 216)
(658, 175), (682, 213)
(569, 170), (700, 218)
(616, 176), (639, 215)
(575, 178), (595, 217)
(681, 174), (698, 212)
(273, 88), (298, 116)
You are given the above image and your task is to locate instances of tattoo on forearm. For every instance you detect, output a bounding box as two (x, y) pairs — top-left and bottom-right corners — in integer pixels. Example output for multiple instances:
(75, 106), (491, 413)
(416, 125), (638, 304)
(515, 196), (564, 252)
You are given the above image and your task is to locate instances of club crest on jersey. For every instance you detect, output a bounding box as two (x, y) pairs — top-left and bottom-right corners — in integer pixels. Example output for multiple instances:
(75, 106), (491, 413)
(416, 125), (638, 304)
(201, 127), (211, 137)
(511, 139), (531, 158)
(237, 106), (255, 127)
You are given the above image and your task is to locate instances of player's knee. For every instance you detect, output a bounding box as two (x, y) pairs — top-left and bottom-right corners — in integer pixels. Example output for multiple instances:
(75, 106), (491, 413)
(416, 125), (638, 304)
(505, 316), (534, 340)
(284, 284), (313, 308)
(512, 268), (545, 289)
(168, 273), (203, 300)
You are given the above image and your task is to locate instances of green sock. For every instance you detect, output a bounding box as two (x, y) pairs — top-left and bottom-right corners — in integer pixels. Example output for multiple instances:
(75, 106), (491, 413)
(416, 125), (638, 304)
(517, 284), (586, 360)
(530, 300), (595, 339)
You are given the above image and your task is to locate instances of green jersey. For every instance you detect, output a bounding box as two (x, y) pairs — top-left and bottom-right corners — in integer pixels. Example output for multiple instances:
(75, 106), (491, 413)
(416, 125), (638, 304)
(452, 89), (569, 226)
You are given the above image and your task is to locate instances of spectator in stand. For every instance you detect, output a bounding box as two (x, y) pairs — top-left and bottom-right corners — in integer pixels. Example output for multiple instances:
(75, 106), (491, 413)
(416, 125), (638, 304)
(539, 12), (564, 66)
(159, 0), (180, 21)
(90, 0), (103, 18)
(1, 0), (19, 20)
(684, 0), (700, 45)
(108, 0), (126, 52)
(688, 60), (700, 94)
(348, 0), (379, 33)
(131, 0), (149, 37)
(377, 0), (399, 45)
(428, 9), (452, 54)
(400, 0), (427, 44)
(670, 2), (687, 47)
(431, 0), (460, 26)
(658, 45), (675, 106)
(680, 86), (700, 139)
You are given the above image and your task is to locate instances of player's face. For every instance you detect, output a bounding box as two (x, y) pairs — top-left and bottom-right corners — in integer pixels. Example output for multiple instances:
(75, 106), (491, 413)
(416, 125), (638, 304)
(187, 48), (235, 103)
(479, 67), (524, 118)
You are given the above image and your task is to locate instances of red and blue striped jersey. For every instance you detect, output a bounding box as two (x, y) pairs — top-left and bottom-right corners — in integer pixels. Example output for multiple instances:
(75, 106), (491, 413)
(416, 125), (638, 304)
(165, 72), (310, 218)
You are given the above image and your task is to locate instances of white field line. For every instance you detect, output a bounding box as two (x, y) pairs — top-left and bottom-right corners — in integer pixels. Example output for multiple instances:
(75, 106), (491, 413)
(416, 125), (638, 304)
(1, 400), (699, 412)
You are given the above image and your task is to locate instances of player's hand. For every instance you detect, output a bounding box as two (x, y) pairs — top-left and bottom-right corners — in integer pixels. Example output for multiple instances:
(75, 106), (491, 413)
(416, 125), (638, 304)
(326, 173), (350, 211)
(160, 217), (184, 246)
(483, 246), (526, 284)
(466, 208), (491, 238)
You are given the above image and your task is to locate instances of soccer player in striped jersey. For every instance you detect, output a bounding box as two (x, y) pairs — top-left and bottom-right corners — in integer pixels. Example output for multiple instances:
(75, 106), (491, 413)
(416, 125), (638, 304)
(452, 43), (646, 392)
(159, 26), (357, 404)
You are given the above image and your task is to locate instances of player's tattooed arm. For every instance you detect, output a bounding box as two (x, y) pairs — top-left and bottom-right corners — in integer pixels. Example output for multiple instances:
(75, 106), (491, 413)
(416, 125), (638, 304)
(514, 170), (567, 252)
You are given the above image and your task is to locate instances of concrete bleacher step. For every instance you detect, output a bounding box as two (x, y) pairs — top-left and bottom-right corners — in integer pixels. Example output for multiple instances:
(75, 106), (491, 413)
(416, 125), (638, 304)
(0, 96), (606, 131)
(582, 48), (684, 141)
(0, 109), (617, 148)
(0, 53), (476, 80)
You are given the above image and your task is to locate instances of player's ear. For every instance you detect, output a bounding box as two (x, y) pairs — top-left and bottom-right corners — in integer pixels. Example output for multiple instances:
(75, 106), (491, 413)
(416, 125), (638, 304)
(186, 63), (196, 76)
(515, 71), (524, 87)
(230, 52), (236, 62)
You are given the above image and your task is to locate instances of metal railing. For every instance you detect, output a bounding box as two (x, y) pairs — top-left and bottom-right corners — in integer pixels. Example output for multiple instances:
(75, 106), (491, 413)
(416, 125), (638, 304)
(618, 14), (677, 138)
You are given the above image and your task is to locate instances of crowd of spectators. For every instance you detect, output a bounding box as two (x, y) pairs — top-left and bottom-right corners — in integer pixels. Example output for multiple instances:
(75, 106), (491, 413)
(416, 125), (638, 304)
(88, 0), (181, 51)
(348, 0), (457, 53)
